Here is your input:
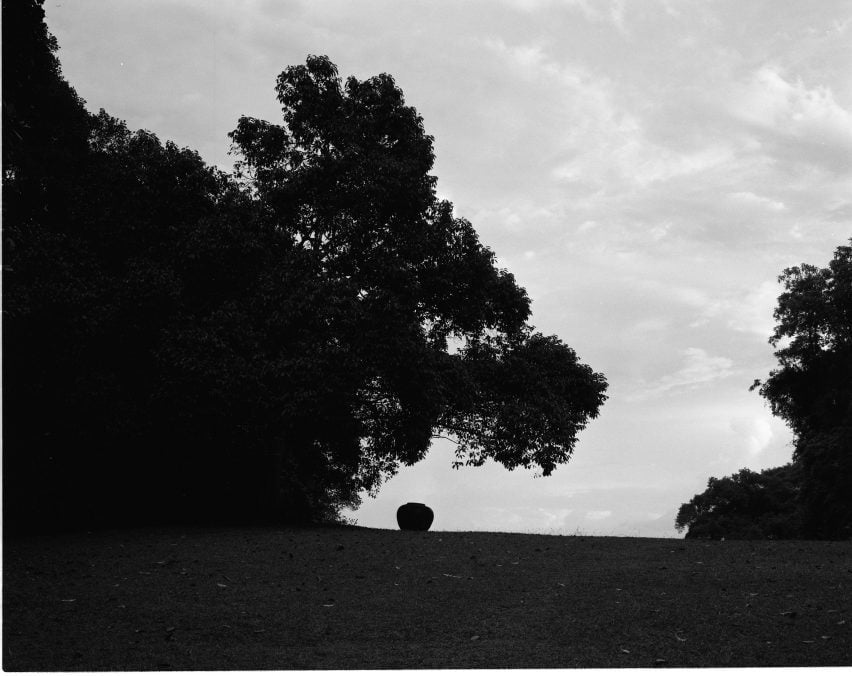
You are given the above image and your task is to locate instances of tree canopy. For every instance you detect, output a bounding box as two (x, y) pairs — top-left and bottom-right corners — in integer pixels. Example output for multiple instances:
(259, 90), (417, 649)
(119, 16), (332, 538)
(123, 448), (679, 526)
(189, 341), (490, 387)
(753, 242), (852, 440)
(752, 242), (852, 539)
(675, 464), (803, 540)
(228, 55), (607, 481)
(3, 5), (607, 532)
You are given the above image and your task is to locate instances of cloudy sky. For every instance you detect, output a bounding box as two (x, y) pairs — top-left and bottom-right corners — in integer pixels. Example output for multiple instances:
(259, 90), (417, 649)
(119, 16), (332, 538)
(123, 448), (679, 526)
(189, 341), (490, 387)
(46, 0), (851, 537)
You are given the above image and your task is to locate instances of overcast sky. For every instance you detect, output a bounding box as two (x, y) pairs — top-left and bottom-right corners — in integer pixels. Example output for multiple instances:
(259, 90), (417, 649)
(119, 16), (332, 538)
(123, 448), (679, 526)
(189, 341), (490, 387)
(46, 0), (851, 537)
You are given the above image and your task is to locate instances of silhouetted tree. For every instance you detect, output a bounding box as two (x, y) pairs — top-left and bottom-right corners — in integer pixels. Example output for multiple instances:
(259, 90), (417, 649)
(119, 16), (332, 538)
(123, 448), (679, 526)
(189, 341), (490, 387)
(229, 55), (608, 485)
(676, 241), (852, 540)
(675, 464), (803, 539)
(752, 241), (852, 539)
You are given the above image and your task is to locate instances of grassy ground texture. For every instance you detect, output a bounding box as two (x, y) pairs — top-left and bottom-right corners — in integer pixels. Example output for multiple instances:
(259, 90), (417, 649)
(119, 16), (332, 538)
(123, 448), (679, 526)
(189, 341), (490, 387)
(3, 524), (851, 670)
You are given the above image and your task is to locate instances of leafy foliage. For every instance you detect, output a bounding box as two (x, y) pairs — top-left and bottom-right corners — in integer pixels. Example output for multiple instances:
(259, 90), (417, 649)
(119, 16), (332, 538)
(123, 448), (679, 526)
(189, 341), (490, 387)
(228, 55), (608, 481)
(2, 0), (91, 185)
(754, 242), (852, 439)
(677, 241), (852, 540)
(675, 465), (803, 539)
(754, 242), (852, 539)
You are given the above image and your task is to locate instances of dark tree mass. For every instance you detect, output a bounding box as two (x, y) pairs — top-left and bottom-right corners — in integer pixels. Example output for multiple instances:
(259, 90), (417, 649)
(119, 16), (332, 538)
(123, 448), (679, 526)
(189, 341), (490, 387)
(675, 464), (803, 540)
(677, 242), (852, 540)
(3, 2), (607, 532)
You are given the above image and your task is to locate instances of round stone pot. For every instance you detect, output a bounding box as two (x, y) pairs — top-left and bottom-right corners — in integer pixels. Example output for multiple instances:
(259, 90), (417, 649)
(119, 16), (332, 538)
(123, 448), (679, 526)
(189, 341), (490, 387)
(396, 502), (434, 531)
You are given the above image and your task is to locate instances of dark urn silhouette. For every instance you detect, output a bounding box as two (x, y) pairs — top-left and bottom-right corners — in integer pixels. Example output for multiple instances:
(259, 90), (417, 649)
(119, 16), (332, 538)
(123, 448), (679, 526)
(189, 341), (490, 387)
(396, 502), (434, 531)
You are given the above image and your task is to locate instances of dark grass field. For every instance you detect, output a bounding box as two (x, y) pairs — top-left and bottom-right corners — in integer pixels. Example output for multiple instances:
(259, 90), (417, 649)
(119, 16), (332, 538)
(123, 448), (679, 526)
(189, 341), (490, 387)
(3, 524), (851, 670)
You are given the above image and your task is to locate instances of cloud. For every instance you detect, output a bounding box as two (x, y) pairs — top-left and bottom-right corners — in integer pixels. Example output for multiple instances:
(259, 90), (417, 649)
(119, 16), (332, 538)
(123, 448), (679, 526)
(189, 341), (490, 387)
(729, 416), (774, 457)
(692, 280), (781, 337)
(535, 507), (575, 530)
(728, 66), (852, 174)
(548, 111), (738, 195)
(734, 67), (852, 141)
(497, 0), (553, 12)
(498, 0), (629, 34)
(615, 509), (680, 538)
(628, 348), (735, 401)
(727, 191), (786, 212)
(481, 37), (653, 195)
(560, 0), (628, 34)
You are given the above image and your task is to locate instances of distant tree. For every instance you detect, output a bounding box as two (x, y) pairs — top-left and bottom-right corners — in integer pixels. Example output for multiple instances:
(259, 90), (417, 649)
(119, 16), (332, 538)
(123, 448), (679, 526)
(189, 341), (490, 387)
(675, 464), (803, 539)
(751, 241), (852, 539)
(754, 243), (852, 438)
(676, 241), (852, 541)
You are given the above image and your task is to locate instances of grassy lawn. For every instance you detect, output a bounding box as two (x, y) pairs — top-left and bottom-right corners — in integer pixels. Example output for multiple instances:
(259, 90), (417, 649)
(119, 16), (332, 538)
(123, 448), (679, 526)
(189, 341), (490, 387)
(3, 524), (851, 669)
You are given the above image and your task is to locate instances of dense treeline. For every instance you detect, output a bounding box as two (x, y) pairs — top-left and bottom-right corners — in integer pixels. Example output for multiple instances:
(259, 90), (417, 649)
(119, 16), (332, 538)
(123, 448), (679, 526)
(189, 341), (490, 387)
(675, 464), (803, 540)
(677, 242), (852, 540)
(2, 1), (607, 532)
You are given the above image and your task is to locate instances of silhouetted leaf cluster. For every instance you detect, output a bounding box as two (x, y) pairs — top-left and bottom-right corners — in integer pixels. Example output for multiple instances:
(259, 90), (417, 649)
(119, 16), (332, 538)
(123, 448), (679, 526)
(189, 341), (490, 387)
(675, 464), (803, 539)
(678, 242), (852, 539)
